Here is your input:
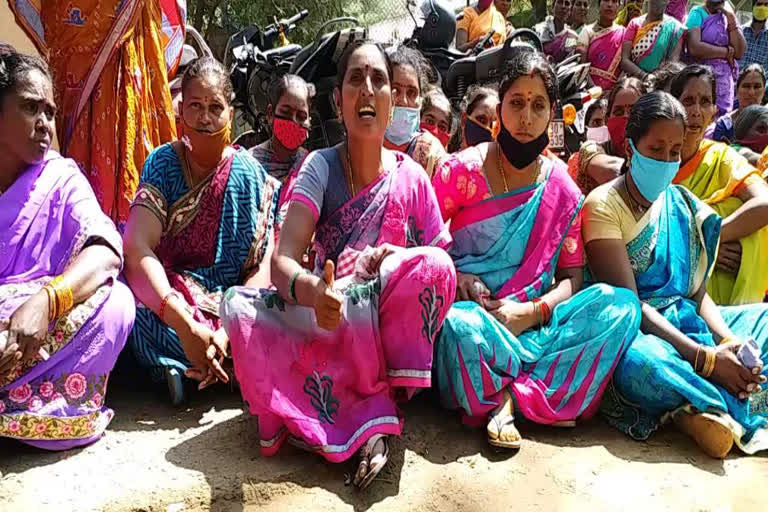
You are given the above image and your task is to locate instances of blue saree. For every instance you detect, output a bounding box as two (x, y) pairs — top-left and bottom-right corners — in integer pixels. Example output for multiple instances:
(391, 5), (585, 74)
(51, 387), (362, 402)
(599, 185), (768, 454)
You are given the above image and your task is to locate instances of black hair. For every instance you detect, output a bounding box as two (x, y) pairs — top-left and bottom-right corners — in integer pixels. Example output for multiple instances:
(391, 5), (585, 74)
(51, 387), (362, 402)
(0, 50), (51, 105)
(645, 61), (685, 92)
(734, 104), (768, 140)
(181, 56), (234, 104)
(585, 98), (608, 126)
(387, 45), (429, 95)
(461, 84), (499, 116)
(626, 91), (687, 145)
(607, 76), (644, 115)
(498, 50), (558, 106)
(422, 87), (453, 127)
(267, 74), (315, 109)
(335, 39), (393, 88)
(737, 63), (766, 89)
(670, 64), (717, 105)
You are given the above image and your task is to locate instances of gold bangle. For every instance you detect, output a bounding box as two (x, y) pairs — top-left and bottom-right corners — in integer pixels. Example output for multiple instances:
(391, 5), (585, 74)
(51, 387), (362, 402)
(718, 336), (734, 346)
(43, 285), (56, 322)
(49, 275), (74, 316)
(694, 345), (702, 373)
(703, 348), (716, 378)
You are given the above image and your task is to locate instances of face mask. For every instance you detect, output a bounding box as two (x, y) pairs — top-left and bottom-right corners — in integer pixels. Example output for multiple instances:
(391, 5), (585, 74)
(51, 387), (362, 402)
(606, 116), (628, 156)
(586, 125), (611, 144)
(627, 139), (680, 202)
(739, 133), (768, 153)
(755, 5), (768, 21)
(464, 117), (495, 146)
(420, 122), (451, 148)
(496, 123), (549, 169)
(180, 116), (231, 170)
(385, 106), (420, 147)
(273, 116), (308, 151)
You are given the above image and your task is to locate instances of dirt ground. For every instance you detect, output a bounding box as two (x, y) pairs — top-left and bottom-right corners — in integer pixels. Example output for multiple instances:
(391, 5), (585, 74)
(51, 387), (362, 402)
(1, 381), (767, 512)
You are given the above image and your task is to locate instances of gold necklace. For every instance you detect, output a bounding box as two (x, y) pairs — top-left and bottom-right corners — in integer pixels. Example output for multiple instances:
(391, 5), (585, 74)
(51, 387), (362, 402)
(495, 143), (541, 195)
(345, 144), (356, 197)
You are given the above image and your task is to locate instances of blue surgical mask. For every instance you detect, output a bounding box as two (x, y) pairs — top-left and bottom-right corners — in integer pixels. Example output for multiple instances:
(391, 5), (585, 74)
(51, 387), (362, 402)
(385, 106), (420, 146)
(628, 139), (680, 202)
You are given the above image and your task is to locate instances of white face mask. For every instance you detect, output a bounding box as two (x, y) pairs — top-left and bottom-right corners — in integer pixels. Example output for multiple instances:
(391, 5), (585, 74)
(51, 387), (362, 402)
(586, 125), (611, 144)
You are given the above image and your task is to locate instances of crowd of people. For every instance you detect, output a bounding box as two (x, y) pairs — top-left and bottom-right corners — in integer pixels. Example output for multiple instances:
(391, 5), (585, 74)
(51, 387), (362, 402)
(2, 0), (768, 491)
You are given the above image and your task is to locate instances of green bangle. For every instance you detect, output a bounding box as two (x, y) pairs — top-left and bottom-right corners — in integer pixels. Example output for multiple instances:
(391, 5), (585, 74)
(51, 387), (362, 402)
(288, 270), (301, 303)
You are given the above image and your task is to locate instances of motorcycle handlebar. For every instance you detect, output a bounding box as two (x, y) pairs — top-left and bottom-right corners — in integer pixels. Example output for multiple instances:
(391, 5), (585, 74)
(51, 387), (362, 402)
(263, 9), (309, 39)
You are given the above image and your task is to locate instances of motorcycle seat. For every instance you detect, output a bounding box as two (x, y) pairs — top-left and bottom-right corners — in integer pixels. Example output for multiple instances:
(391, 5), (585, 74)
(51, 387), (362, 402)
(263, 44), (302, 60)
(421, 47), (468, 60)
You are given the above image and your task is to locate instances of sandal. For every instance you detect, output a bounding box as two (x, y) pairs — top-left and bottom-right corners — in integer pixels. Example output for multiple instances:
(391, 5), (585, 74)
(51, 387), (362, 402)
(487, 391), (522, 449)
(353, 434), (389, 490)
(675, 411), (734, 459)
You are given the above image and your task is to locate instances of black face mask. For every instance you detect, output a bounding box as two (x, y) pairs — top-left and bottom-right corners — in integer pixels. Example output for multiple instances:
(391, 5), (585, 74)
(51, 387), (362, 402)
(464, 117), (494, 146)
(496, 123), (549, 169)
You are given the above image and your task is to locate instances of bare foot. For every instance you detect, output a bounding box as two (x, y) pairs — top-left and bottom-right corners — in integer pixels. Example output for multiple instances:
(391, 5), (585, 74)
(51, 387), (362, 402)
(487, 389), (522, 449)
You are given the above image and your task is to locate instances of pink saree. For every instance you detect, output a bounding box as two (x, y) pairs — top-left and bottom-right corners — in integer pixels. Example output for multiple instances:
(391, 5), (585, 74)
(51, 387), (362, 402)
(587, 25), (626, 91)
(221, 149), (456, 462)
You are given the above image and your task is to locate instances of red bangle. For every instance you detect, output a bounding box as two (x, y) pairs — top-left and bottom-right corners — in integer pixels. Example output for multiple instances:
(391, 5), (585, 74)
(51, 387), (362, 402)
(533, 298), (551, 325)
(159, 291), (180, 323)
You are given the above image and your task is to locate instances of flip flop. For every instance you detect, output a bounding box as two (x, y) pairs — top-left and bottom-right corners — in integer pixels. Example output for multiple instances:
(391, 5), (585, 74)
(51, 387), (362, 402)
(487, 410), (522, 449)
(353, 434), (389, 490)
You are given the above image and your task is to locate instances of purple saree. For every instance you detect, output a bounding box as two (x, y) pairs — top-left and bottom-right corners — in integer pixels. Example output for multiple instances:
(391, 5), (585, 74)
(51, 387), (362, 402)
(0, 153), (134, 450)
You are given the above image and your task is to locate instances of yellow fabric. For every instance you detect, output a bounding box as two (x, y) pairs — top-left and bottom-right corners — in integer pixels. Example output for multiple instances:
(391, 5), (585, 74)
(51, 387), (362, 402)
(615, 2), (642, 27)
(37, 1), (176, 226)
(456, 6), (506, 46)
(758, 145), (768, 177)
(677, 141), (768, 305)
(582, 181), (657, 244)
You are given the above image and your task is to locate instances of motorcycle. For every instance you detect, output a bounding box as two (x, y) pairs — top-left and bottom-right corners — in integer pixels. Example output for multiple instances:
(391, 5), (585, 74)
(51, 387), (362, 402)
(289, 17), (368, 150)
(224, 10), (310, 146)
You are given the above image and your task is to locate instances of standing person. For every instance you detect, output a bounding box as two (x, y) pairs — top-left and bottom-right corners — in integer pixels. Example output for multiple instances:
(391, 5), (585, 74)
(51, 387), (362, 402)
(740, 0), (768, 70)
(219, 41), (456, 489)
(711, 64), (766, 143)
(456, 85), (499, 151)
(666, 0), (689, 23)
(576, 0), (625, 92)
(534, 0), (580, 62)
(123, 58), (279, 405)
(456, 0), (508, 51)
(670, 65), (768, 306)
(620, 0), (685, 80)
(8, 0), (180, 229)
(383, 46), (446, 178)
(431, 49), (641, 450)
(687, 0), (747, 116)
(249, 75), (312, 183)
(0, 52), (135, 448)
(570, 0), (589, 32)
(584, 91), (768, 459)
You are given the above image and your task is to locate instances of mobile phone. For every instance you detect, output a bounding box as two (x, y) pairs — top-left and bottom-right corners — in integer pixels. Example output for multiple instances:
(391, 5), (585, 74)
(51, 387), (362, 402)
(737, 338), (761, 369)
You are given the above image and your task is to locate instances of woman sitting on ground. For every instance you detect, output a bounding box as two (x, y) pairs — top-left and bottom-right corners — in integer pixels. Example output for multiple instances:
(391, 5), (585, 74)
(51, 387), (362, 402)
(382, 46), (447, 179)
(456, 85), (499, 151)
(431, 49), (641, 450)
(733, 104), (768, 166)
(420, 88), (453, 150)
(710, 64), (766, 144)
(670, 64), (768, 306)
(0, 52), (135, 449)
(123, 57), (279, 405)
(250, 74), (313, 183)
(568, 77), (644, 194)
(584, 91), (768, 459)
(219, 41), (456, 489)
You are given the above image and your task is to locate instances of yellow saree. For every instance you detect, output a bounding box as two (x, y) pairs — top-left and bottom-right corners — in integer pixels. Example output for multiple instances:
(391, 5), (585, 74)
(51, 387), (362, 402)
(457, 5), (506, 46)
(675, 140), (768, 304)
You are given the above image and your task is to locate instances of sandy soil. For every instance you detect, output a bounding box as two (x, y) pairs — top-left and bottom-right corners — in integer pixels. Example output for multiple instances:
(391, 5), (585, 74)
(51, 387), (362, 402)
(1, 381), (767, 512)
